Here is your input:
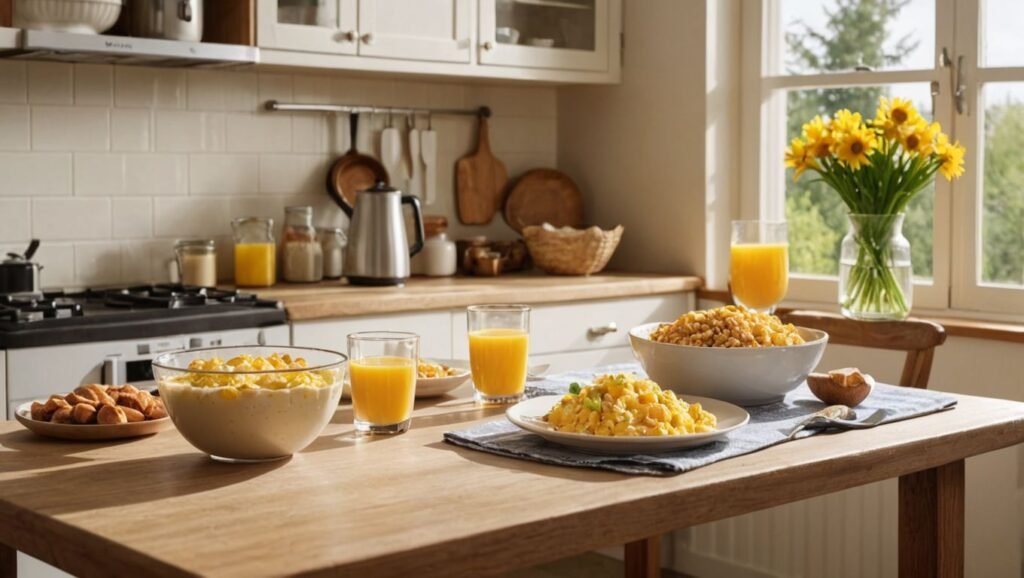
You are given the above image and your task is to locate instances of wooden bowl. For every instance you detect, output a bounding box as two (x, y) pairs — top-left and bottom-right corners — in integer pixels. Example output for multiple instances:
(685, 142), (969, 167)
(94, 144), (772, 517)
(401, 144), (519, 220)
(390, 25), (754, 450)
(806, 373), (875, 407)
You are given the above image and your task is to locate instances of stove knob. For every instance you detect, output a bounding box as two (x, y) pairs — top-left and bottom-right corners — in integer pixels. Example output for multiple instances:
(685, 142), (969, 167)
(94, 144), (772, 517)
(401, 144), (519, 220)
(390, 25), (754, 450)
(188, 337), (203, 349)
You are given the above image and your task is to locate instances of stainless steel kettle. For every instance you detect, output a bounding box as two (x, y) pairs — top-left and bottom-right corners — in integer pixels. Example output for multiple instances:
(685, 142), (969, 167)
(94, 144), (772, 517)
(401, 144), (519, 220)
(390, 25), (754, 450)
(342, 182), (424, 286)
(130, 0), (203, 42)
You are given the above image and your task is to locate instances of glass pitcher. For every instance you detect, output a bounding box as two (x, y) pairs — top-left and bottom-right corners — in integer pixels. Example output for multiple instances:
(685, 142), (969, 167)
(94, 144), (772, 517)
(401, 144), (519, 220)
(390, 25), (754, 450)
(232, 217), (276, 287)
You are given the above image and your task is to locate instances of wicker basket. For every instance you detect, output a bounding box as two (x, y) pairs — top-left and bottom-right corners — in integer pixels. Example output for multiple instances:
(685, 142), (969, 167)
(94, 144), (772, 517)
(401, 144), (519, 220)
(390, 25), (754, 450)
(522, 224), (624, 276)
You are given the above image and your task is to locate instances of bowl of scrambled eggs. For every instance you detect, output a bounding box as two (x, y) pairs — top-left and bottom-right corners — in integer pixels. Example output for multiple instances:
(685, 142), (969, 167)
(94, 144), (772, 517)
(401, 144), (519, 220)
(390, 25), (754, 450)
(153, 346), (346, 462)
(629, 306), (828, 406)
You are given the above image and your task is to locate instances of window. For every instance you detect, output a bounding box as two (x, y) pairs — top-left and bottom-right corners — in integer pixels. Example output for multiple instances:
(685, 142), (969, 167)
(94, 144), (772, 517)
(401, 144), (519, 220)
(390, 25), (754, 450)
(742, 0), (1024, 314)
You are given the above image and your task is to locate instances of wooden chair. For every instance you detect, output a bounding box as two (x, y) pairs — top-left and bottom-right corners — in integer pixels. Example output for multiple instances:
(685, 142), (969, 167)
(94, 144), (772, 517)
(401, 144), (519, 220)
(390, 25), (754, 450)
(622, 309), (947, 578)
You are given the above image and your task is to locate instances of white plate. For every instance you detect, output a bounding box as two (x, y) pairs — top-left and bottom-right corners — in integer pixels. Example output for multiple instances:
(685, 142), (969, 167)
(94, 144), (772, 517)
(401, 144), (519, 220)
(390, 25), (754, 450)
(506, 395), (749, 454)
(415, 358), (472, 398)
(16, 401), (173, 441)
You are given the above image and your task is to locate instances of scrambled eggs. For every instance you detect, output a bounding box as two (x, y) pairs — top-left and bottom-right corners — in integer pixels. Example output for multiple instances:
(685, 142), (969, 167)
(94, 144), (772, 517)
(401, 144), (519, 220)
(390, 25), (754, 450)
(172, 353), (334, 390)
(544, 373), (716, 437)
(417, 360), (461, 378)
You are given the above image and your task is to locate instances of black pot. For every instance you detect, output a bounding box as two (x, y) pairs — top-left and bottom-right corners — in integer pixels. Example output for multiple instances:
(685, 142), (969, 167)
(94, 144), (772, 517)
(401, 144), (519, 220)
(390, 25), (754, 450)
(0, 240), (43, 295)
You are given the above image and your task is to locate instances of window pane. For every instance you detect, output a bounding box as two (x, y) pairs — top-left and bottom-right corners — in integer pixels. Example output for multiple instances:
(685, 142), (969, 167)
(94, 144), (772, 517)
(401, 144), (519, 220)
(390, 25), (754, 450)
(983, 0), (1024, 67)
(980, 84), (1024, 288)
(779, 0), (934, 75)
(784, 83), (934, 280)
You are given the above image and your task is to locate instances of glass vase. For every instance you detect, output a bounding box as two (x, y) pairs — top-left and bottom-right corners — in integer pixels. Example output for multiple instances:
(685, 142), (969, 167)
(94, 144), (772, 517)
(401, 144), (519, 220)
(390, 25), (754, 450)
(838, 213), (912, 321)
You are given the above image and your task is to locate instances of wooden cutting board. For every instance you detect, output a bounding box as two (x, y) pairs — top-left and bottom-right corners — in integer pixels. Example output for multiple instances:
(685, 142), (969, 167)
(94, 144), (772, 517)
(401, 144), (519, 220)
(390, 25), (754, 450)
(456, 116), (507, 224)
(503, 169), (585, 233)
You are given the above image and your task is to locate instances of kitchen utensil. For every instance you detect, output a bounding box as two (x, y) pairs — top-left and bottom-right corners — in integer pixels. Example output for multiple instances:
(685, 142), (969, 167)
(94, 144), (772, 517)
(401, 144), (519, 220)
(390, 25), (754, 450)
(380, 115), (404, 192)
(629, 324), (829, 406)
(456, 115), (508, 224)
(408, 123), (423, 198)
(16, 402), (173, 440)
(0, 239), (42, 295)
(526, 363), (551, 381)
(17, 0), (122, 34)
(130, 0), (203, 42)
(328, 113), (390, 212)
(784, 406), (887, 441)
(420, 121), (438, 204)
(507, 394), (750, 454)
(503, 169), (584, 233)
(341, 182), (425, 286)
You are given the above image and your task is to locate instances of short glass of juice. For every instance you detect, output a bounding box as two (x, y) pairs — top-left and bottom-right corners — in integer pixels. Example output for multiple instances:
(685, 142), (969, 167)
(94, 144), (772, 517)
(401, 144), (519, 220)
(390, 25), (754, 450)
(347, 331), (419, 434)
(730, 220), (789, 313)
(467, 304), (530, 405)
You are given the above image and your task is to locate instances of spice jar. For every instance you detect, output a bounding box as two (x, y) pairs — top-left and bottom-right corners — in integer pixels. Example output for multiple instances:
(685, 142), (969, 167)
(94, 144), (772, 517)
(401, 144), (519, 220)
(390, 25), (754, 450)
(175, 239), (217, 287)
(419, 216), (457, 277)
(232, 217), (276, 287)
(318, 227), (347, 280)
(281, 206), (323, 283)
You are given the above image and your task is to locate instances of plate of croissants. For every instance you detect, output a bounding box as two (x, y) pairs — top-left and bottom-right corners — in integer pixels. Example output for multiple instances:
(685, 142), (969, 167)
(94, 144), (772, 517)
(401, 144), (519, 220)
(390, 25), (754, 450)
(15, 383), (172, 440)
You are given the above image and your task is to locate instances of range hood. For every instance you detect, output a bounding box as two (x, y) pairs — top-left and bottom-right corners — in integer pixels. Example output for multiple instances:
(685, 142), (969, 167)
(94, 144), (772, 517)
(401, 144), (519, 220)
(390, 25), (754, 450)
(0, 29), (258, 68)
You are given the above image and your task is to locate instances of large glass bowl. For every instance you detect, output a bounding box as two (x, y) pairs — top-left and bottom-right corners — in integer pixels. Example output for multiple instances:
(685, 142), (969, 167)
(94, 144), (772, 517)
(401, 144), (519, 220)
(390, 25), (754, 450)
(152, 346), (346, 463)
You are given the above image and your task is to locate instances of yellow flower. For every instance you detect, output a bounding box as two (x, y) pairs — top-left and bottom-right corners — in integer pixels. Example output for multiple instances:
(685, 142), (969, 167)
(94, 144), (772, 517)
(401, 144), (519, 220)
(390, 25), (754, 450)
(784, 137), (816, 180)
(875, 96), (922, 140)
(832, 109), (865, 135)
(935, 134), (966, 180)
(900, 120), (941, 156)
(802, 115), (833, 158)
(834, 126), (877, 170)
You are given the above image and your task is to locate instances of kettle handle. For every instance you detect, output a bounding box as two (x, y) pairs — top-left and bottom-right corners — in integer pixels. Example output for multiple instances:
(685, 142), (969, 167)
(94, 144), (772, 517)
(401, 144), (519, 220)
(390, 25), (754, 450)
(401, 195), (425, 257)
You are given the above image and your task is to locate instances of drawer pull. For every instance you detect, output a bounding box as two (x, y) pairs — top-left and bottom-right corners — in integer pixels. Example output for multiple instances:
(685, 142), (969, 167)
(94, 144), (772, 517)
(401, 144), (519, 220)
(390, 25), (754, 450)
(587, 322), (618, 337)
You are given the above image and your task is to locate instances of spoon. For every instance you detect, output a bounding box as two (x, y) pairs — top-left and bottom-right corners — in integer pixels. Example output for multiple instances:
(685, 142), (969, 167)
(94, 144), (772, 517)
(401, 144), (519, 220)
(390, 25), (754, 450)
(784, 406), (887, 440)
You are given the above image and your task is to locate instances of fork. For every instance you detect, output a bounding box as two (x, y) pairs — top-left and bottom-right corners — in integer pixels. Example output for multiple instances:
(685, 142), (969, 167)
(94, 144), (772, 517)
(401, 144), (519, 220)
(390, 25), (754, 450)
(784, 406), (887, 440)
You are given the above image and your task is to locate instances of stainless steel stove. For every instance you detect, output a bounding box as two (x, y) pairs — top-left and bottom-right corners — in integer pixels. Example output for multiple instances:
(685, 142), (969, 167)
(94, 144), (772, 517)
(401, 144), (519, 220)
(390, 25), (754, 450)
(1, 284), (289, 418)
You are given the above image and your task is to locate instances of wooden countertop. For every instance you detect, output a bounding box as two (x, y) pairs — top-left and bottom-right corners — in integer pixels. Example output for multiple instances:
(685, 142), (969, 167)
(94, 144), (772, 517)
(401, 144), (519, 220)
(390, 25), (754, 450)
(2, 388), (1023, 577)
(255, 273), (702, 321)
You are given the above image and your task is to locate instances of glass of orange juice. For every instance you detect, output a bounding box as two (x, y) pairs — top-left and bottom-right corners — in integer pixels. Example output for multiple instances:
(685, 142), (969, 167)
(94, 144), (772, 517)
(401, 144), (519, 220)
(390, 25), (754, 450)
(347, 331), (418, 434)
(730, 220), (789, 313)
(467, 305), (530, 405)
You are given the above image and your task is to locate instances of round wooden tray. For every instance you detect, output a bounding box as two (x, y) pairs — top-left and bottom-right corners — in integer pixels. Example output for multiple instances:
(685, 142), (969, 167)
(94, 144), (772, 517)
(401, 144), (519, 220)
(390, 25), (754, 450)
(503, 169), (584, 233)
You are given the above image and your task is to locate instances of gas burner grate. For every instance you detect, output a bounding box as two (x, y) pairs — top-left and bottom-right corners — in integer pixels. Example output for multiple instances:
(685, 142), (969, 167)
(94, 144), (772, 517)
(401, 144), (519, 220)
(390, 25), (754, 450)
(0, 295), (84, 323)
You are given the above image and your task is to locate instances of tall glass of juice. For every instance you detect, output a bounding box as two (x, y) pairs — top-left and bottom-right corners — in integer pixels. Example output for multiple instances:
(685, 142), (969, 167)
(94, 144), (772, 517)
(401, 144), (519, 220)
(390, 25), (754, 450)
(347, 331), (418, 434)
(467, 305), (530, 405)
(730, 220), (789, 313)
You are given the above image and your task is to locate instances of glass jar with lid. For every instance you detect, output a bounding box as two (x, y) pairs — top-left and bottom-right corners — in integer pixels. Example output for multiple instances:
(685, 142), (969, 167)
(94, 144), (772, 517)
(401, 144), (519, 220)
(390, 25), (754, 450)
(232, 217), (276, 287)
(318, 227), (347, 280)
(282, 206), (323, 283)
(174, 239), (217, 287)
(419, 216), (457, 277)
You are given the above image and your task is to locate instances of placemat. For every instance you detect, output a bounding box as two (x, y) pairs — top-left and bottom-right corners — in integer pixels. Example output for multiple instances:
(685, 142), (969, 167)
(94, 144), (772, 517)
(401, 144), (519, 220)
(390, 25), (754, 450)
(443, 363), (958, 476)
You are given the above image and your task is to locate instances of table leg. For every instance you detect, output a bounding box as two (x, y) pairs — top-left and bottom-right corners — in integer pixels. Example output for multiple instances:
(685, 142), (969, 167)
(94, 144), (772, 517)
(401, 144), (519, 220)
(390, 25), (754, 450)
(624, 535), (660, 578)
(1, 542), (15, 578)
(899, 460), (965, 578)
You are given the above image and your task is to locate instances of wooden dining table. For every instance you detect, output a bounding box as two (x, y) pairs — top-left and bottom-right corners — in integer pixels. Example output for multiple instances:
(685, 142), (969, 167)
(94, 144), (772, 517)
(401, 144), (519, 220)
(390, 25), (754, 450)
(2, 386), (1023, 578)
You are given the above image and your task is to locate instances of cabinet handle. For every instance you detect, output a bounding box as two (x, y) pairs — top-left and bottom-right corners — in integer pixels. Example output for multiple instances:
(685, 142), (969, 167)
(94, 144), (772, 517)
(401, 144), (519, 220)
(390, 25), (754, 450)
(341, 30), (357, 43)
(587, 322), (618, 338)
(482, 41), (494, 51)
(361, 32), (374, 45)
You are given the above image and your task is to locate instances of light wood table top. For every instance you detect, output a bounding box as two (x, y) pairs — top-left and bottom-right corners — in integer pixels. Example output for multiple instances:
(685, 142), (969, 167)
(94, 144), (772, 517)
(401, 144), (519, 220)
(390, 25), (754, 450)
(1, 388), (1022, 578)
(252, 273), (701, 320)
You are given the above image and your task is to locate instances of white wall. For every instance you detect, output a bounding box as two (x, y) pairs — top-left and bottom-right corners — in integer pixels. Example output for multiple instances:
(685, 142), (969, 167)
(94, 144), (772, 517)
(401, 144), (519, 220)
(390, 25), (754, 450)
(0, 62), (557, 289)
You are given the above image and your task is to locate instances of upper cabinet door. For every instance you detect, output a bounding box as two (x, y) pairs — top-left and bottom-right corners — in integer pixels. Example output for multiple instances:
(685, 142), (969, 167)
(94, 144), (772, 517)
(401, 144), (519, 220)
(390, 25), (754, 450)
(258, 0), (360, 54)
(357, 0), (472, 63)
(478, 0), (610, 71)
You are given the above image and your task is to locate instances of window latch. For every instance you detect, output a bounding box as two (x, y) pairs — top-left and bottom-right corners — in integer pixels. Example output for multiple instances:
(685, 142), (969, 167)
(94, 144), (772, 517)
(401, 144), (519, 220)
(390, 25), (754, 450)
(942, 47), (967, 115)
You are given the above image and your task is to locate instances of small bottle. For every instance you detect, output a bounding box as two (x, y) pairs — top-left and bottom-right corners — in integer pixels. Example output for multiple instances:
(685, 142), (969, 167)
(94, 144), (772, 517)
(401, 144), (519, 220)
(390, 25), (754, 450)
(420, 216), (457, 277)
(281, 206), (323, 283)
(318, 227), (347, 280)
(174, 239), (217, 287)
(232, 217), (276, 287)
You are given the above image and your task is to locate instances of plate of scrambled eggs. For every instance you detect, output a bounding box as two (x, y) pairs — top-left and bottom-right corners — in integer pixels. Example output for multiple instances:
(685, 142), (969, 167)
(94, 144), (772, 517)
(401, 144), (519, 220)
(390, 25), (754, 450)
(506, 373), (749, 454)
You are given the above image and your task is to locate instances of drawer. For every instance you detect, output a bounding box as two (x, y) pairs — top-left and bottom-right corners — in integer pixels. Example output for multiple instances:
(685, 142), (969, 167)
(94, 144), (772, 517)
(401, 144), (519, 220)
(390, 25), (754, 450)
(291, 311), (453, 359)
(452, 293), (691, 357)
(530, 346), (636, 376)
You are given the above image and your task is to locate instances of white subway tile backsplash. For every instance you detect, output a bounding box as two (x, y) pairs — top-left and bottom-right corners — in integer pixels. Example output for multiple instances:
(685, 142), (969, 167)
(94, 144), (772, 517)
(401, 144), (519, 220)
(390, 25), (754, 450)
(0, 153), (72, 196)
(0, 61), (27, 103)
(258, 73), (292, 103)
(292, 115), (328, 153)
(115, 67), (187, 109)
(121, 240), (173, 284)
(0, 105), (30, 150)
(124, 154), (188, 196)
(75, 242), (122, 285)
(187, 70), (225, 111)
(74, 64), (114, 106)
(155, 110), (223, 152)
(293, 75), (333, 104)
(190, 154), (258, 195)
(112, 198), (153, 239)
(0, 199), (31, 242)
(153, 197), (230, 237)
(74, 153), (125, 196)
(32, 106), (110, 151)
(111, 109), (152, 151)
(259, 155), (326, 195)
(226, 113), (292, 153)
(34, 243), (75, 289)
(27, 62), (73, 105)
(33, 198), (111, 241)
(224, 72), (258, 112)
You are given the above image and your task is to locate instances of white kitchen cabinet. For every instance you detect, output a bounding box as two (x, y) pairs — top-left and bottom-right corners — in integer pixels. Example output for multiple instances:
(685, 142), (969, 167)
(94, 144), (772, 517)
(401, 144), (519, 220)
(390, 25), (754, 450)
(291, 311), (453, 359)
(358, 0), (472, 63)
(478, 0), (614, 72)
(258, 0), (360, 54)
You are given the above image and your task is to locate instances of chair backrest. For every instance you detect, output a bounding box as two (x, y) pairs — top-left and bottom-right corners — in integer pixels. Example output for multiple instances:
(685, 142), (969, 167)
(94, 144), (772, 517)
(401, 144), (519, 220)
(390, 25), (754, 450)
(777, 309), (947, 389)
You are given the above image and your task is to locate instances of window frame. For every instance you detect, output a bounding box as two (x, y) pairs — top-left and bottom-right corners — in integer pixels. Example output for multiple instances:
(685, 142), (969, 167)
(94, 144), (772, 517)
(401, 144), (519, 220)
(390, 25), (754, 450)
(736, 0), (1024, 316)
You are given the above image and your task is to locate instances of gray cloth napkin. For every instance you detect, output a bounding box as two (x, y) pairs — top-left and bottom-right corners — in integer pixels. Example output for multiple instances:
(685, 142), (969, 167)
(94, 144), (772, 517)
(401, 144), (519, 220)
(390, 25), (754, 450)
(443, 363), (958, 476)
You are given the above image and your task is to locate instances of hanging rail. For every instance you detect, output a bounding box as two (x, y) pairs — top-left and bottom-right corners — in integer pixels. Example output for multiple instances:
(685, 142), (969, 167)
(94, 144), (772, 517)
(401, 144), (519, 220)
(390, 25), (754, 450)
(264, 100), (491, 118)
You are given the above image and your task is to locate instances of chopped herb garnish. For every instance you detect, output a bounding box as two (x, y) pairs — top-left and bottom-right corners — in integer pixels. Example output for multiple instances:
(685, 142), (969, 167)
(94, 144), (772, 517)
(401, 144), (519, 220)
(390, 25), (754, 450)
(568, 382), (581, 395)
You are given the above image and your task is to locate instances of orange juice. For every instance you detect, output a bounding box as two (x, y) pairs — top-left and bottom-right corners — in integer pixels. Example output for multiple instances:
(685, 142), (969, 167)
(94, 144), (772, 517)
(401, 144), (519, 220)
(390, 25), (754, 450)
(730, 243), (789, 309)
(349, 356), (416, 425)
(468, 328), (529, 396)
(235, 243), (276, 287)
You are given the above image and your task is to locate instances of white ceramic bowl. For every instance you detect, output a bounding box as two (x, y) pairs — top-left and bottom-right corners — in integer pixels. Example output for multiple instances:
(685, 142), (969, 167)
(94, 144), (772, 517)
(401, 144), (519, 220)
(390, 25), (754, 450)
(18, 0), (123, 35)
(629, 322), (828, 406)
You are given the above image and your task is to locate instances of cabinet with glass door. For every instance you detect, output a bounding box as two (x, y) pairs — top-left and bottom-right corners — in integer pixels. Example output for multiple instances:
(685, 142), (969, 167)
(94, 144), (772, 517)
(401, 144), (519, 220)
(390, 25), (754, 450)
(258, 0), (359, 54)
